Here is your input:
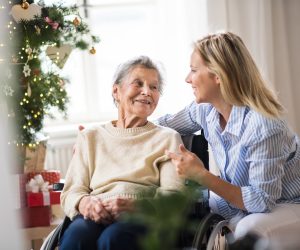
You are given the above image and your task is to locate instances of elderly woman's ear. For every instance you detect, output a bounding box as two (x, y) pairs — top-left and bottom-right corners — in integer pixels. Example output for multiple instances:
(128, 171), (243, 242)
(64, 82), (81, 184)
(112, 84), (120, 104)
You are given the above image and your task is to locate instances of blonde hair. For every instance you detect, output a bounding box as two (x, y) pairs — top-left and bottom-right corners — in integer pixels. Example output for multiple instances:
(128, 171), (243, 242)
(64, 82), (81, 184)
(194, 31), (284, 118)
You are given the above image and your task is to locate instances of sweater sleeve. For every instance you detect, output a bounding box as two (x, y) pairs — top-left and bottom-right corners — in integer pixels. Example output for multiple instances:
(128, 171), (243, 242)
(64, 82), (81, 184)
(155, 132), (185, 196)
(60, 132), (92, 219)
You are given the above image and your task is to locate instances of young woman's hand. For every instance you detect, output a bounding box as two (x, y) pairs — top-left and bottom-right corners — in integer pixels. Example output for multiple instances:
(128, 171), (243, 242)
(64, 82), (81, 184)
(102, 198), (135, 220)
(166, 144), (208, 183)
(78, 196), (113, 224)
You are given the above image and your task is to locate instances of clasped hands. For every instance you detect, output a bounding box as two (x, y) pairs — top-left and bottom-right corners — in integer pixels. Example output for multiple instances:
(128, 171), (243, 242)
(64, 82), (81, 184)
(78, 196), (134, 224)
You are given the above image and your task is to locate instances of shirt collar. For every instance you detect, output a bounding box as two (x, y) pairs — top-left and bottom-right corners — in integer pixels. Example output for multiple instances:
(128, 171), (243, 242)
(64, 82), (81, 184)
(224, 106), (248, 137)
(207, 105), (248, 137)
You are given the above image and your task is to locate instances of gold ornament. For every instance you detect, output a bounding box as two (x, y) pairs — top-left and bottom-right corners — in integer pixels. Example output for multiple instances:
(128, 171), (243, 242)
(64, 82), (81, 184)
(35, 25), (41, 35)
(89, 47), (96, 54)
(73, 17), (80, 26)
(27, 83), (32, 97)
(21, 0), (29, 9)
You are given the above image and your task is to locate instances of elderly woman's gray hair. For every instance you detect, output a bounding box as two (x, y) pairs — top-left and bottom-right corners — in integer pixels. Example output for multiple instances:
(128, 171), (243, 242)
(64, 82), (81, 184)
(112, 56), (165, 93)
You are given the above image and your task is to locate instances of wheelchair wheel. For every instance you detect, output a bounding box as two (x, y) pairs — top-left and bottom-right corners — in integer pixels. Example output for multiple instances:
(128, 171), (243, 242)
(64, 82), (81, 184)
(206, 219), (233, 250)
(192, 213), (233, 250)
(40, 216), (71, 250)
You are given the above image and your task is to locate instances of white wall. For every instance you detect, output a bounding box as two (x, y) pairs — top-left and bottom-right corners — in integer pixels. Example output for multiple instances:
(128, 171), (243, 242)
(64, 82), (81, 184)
(206, 0), (300, 134)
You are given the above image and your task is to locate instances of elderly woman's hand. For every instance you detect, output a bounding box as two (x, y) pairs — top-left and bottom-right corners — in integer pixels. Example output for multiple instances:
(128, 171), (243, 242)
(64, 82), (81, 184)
(102, 198), (135, 220)
(166, 144), (208, 184)
(78, 196), (113, 224)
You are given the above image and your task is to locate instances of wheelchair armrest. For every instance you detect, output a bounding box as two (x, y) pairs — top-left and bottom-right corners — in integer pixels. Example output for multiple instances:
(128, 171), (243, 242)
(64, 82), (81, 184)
(53, 180), (65, 191)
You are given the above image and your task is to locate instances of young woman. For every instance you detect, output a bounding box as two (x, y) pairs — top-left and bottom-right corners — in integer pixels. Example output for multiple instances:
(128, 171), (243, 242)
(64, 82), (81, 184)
(163, 31), (300, 248)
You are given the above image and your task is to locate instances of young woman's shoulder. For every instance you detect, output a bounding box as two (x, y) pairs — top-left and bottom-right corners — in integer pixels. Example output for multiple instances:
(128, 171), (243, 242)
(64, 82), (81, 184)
(154, 122), (181, 138)
(245, 109), (289, 139)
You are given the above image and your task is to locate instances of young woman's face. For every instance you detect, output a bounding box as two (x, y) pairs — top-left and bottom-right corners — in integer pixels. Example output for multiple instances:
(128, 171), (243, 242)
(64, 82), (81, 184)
(113, 66), (160, 119)
(185, 50), (220, 104)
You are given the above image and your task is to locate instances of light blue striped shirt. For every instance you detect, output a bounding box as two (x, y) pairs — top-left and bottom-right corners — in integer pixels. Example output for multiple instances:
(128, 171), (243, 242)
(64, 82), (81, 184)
(158, 102), (300, 219)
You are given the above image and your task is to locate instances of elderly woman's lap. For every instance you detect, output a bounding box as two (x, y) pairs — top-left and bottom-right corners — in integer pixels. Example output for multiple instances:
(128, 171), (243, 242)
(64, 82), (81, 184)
(59, 215), (146, 250)
(97, 221), (147, 250)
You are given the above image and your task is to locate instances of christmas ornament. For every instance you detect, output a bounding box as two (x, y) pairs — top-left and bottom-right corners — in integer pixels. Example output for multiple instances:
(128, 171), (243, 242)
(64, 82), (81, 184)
(59, 79), (65, 87)
(44, 17), (59, 30)
(27, 83), (32, 97)
(34, 25), (41, 35)
(27, 54), (34, 60)
(3, 85), (14, 96)
(26, 47), (34, 60)
(21, 0), (29, 9)
(89, 47), (96, 54)
(10, 2), (42, 22)
(23, 63), (31, 77)
(46, 44), (72, 69)
(25, 47), (32, 55)
(73, 17), (80, 26)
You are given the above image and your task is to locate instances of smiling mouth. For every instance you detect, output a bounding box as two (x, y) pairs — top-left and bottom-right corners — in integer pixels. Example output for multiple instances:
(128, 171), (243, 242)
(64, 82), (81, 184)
(135, 100), (151, 105)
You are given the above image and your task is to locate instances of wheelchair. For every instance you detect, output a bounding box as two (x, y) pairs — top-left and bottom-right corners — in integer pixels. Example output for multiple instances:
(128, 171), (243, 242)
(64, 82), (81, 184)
(41, 133), (233, 250)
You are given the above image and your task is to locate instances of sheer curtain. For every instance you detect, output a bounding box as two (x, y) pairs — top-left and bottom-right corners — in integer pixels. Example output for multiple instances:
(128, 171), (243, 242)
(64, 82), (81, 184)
(205, 0), (300, 134)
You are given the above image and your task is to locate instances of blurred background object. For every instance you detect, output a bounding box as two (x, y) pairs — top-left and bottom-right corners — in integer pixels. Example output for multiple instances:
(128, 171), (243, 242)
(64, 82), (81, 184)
(0, 0), (24, 246)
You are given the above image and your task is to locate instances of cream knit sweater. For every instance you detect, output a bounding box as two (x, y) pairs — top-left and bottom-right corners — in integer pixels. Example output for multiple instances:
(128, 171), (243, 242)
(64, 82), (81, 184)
(61, 121), (184, 219)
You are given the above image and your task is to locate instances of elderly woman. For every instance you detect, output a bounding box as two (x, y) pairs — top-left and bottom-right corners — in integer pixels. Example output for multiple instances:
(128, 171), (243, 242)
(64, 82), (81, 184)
(59, 56), (184, 250)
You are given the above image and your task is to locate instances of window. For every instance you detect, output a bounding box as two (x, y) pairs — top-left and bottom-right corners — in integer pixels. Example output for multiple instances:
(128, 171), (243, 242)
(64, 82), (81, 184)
(44, 0), (208, 128)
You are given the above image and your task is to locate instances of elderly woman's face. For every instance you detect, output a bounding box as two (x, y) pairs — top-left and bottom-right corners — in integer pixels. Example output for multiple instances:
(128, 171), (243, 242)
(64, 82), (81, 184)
(113, 66), (160, 119)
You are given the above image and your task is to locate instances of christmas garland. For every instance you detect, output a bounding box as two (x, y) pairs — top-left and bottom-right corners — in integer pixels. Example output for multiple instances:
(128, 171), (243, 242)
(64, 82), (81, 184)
(1, 0), (99, 147)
